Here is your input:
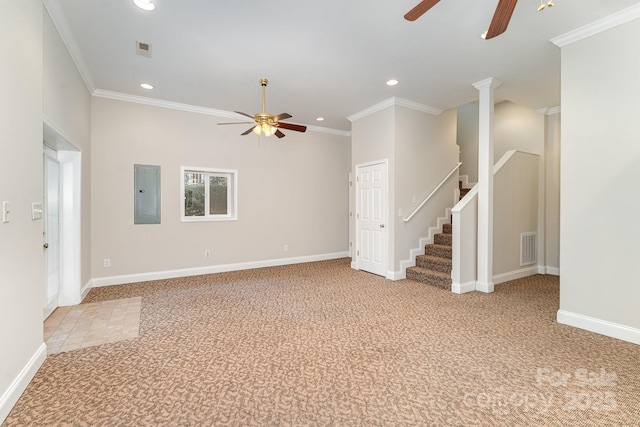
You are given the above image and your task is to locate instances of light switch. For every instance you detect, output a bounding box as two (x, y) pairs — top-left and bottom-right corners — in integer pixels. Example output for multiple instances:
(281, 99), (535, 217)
(2, 201), (9, 223)
(32, 202), (43, 220)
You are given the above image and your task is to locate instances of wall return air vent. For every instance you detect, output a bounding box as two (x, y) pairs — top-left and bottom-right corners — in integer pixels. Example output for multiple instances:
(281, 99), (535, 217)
(520, 232), (537, 266)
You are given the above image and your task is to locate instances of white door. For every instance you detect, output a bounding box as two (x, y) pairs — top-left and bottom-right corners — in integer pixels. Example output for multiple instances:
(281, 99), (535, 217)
(44, 149), (61, 319)
(356, 162), (388, 276)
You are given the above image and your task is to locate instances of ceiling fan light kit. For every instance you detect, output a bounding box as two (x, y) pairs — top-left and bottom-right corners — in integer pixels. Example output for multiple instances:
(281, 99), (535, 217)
(218, 78), (307, 139)
(133, 0), (155, 11)
(405, 0), (555, 39)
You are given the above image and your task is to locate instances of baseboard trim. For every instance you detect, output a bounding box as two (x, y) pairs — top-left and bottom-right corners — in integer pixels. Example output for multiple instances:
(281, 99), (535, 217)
(388, 270), (405, 280)
(557, 310), (640, 346)
(543, 266), (560, 276)
(0, 343), (47, 424)
(493, 266), (539, 285)
(476, 281), (495, 293)
(80, 279), (92, 301)
(92, 252), (350, 287)
(452, 280), (476, 294)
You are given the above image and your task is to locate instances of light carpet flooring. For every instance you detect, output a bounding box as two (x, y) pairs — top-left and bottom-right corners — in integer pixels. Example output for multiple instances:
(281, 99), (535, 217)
(3, 258), (640, 426)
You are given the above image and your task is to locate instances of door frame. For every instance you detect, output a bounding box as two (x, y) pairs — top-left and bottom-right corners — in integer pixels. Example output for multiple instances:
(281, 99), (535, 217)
(43, 147), (61, 319)
(43, 121), (83, 313)
(354, 159), (389, 278)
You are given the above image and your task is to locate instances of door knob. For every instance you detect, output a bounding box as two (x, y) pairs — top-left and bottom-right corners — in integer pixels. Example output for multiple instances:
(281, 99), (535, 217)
(43, 243), (49, 249)
(380, 224), (385, 228)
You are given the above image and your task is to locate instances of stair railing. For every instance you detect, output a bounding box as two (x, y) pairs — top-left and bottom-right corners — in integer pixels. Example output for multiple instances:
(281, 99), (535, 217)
(403, 162), (462, 222)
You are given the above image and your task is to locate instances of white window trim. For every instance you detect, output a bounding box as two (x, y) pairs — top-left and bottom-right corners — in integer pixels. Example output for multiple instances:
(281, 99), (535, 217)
(180, 166), (238, 222)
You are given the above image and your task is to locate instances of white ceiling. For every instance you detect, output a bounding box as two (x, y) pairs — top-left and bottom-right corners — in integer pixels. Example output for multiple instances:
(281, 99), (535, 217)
(49, 0), (640, 132)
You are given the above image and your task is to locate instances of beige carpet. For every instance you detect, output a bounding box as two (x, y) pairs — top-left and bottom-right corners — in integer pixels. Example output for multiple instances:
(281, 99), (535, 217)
(4, 259), (640, 426)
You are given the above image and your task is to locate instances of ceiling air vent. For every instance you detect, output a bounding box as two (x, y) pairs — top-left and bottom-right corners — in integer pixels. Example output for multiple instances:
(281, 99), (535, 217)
(136, 41), (152, 58)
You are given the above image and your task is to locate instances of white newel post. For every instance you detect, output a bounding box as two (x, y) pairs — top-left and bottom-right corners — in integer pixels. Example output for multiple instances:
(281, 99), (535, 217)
(473, 77), (501, 293)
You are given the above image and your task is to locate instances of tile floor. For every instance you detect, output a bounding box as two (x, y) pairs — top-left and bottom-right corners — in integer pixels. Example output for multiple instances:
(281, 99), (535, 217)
(44, 297), (142, 355)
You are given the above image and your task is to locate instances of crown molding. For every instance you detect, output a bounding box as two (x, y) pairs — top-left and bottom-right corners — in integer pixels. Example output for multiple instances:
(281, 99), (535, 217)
(93, 89), (246, 119)
(536, 106), (561, 116)
(306, 126), (351, 137)
(551, 3), (640, 48)
(93, 90), (350, 136)
(347, 97), (442, 122)
(44, 0), (96, 93)
(472, 77), (502, 91)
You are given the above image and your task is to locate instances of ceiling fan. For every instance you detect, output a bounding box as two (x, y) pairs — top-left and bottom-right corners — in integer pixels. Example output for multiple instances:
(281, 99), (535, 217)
(404, 0), (518, 40)
(218, 78), (307, 138)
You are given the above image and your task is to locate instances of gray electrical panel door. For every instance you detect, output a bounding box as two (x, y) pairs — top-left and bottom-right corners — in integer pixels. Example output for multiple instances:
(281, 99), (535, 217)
(134, 164), (161, 224)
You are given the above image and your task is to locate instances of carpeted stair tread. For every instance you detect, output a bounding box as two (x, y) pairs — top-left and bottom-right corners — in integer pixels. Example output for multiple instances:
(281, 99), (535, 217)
(416, 254), (452, 273)
(434, 233), (452, 246)
(406, 266), (451, 290)
(424, 243), (452, 258)
(442, 223), (452, 234)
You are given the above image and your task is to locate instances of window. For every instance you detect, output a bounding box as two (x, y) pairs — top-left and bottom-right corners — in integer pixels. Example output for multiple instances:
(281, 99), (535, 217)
(181, 166), (237, 221)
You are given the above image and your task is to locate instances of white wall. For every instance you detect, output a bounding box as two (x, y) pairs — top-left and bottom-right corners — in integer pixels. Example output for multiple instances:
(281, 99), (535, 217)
(91, 97), (350, 280)
(559, 17), (640, 340)
(43, 9), (92, 291)
(0, 1), (46, 422)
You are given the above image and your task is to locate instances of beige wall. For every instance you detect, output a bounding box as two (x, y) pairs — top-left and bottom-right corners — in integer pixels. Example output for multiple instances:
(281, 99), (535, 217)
(43, 9), (92, 289)
(494, 101), (544, 159)
(544, 113), (560, 271)
(394, 107), (458, 271)
(559, 18), (640, 332)
(493, 152), (540, 276)
(0, 1), (45, 422)
(91, 97), (350, 278)
(350, 104), (458, 274)
(457, 101), (545, 182)
(350, 107), (395, 269)
(457, 103), (478, 182)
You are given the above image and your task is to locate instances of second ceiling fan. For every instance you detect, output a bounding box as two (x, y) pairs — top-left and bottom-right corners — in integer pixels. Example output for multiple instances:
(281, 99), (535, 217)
(405, 0), (518, 40)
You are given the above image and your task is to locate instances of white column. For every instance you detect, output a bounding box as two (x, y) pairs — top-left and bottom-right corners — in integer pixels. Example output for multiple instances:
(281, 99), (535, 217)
(473, 77), (501, 293)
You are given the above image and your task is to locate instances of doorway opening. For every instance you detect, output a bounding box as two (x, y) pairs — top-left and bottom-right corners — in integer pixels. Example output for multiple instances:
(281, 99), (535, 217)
(43, 121), (82, 319)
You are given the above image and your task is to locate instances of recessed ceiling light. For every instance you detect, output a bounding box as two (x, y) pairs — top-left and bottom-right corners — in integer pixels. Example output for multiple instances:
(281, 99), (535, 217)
(133, 0), (155, 11)
(316, 117), (325, 122)
(386, 79), (399, 86)
(140, 83), (154, 90)
(480, 31), (488, 39)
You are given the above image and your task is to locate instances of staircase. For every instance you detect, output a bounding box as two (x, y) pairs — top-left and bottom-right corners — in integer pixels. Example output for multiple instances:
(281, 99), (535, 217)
(405, 181), (470, 290)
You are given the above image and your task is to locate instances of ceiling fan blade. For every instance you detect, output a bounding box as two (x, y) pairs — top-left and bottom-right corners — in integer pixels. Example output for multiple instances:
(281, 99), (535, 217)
(241, 127), (255, 136)
(485, 0), (517, 39)
(277, 122), (307, 133)
(275, 130), (286, 139)
(235, 111), (255, 119)
(273, 113), (292, 121)
(218, 122), (254, 125)
(404, 0), (441, 21)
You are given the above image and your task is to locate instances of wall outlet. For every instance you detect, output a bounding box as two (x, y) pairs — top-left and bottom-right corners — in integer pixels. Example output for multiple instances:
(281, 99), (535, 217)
(103, 259), (111, 268)
(284, 244), (289, 252)
(398, 209), (403, 217)
(412, 195), (417, 203)
(205, 250), (211, 258)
